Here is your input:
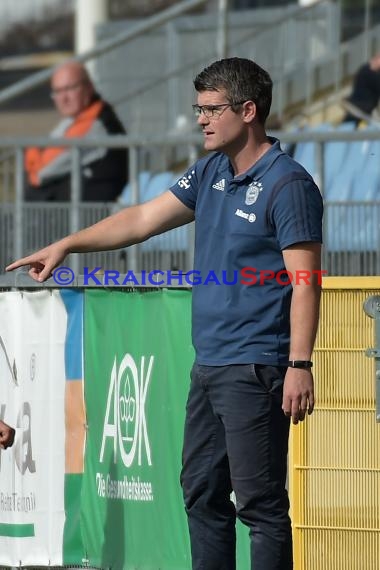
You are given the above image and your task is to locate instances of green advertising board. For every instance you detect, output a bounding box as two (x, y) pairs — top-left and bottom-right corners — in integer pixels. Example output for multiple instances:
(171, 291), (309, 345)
(82, 288), (250, 569)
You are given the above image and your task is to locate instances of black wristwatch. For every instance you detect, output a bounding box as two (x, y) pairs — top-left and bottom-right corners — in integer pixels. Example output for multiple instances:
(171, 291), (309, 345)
(287, 360), (313, 369)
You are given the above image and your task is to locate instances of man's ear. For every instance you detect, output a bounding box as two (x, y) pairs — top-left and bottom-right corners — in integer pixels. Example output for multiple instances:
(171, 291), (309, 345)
(242, 100), (257, 123)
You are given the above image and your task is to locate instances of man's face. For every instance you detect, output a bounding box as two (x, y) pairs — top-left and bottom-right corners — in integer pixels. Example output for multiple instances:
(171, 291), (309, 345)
(50, 68), (94, 118)
(195, 89), (247, 154)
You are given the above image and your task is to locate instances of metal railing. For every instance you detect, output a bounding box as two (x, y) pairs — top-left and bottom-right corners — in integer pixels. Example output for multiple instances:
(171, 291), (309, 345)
(1, 128), (380, 277)
(0, 133), (199, 276)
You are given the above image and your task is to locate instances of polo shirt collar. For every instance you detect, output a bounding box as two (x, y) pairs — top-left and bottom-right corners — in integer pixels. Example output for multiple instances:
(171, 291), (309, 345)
(217, 137), (283, 182)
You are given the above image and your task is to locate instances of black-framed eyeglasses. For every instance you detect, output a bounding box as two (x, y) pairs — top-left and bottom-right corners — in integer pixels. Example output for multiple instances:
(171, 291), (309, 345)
(50, 80), (87, 99)
(192, 101), (246, 119)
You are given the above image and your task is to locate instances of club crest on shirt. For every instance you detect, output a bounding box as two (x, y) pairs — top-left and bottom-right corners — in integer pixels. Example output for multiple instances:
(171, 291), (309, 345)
(245, 181), (263, 205)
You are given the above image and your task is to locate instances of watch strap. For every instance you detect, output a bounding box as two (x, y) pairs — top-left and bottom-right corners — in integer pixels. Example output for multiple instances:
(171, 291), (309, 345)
(287, 360), (313, 369)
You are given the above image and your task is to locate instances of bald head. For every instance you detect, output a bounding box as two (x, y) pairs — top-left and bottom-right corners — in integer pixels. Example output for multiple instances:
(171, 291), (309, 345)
(50, 62), (95, 118)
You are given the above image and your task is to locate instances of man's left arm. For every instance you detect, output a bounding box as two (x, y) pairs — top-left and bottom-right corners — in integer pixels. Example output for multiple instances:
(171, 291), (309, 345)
(282, 242), (322, 425)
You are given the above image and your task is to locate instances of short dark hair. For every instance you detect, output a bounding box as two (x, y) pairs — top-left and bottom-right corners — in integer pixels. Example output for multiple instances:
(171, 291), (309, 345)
(193, 57), (272, 125)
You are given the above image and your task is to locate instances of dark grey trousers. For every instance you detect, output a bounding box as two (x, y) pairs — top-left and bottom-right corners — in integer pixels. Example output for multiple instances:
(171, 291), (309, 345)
(181, 363), (292, 570)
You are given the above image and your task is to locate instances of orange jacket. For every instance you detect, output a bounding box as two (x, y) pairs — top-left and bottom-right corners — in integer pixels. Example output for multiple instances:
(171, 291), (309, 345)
(25, 99), (104, 186)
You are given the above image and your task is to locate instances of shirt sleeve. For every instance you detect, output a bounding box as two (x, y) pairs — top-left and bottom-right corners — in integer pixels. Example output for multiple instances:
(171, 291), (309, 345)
(169, 163), (199, 211)
(269, 177), (324, 249)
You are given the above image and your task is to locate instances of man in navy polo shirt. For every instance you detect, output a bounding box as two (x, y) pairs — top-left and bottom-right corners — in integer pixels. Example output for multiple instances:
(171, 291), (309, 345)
(7, 57), (323, 570)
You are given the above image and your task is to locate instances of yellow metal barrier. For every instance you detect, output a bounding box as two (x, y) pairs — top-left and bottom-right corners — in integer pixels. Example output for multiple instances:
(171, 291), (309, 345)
(289, 277), (380, 570)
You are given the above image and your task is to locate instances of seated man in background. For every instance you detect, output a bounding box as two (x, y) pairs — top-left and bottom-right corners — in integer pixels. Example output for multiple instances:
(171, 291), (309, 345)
(25, 61), (128, 202)
(342, 53), (380, 125)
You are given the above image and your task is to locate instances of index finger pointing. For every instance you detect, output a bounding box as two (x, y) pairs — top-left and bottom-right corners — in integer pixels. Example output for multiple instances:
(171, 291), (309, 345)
(6, 257), (33, 272)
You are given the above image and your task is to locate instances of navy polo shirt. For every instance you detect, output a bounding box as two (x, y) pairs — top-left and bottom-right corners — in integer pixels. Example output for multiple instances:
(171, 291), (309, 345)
(170, 138), (323, 365)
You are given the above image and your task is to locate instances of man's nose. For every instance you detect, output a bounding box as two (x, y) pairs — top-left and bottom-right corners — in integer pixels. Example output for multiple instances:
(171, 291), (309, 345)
(198, 112), (209, 125)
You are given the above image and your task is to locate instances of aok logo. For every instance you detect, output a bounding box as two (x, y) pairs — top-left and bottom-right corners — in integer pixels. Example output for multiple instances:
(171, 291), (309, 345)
(100, 353), (153, 468)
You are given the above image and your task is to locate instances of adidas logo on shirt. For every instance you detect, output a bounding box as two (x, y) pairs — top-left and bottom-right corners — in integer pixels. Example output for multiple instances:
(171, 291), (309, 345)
(212, 179), (225, 191)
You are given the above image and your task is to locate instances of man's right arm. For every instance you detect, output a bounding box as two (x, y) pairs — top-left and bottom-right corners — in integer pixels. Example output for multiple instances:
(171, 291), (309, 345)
(0, 420), (15, 450)
(6, 191), (194, 282)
